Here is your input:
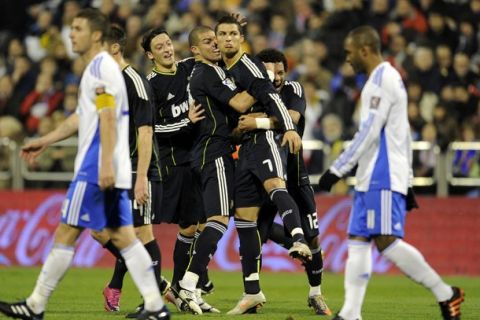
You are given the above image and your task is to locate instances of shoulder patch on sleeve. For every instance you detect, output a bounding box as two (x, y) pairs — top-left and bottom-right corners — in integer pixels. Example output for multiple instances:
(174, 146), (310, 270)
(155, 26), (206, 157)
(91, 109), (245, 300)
(370, 96), (381, 109)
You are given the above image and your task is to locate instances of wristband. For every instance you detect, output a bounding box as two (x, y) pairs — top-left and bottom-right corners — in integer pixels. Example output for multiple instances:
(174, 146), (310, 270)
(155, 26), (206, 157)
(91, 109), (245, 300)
(255, 118), (271, 130)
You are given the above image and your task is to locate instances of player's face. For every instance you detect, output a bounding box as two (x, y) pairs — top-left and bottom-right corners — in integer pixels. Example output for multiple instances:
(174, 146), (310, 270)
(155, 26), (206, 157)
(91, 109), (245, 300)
(70, 17), (93, 55)
(216, 23), (243, 58)
(272, 62), (286, 91)
(148, 33), (175, 68)
(344, 36), (365, 74)
(194, 30), (221, 63)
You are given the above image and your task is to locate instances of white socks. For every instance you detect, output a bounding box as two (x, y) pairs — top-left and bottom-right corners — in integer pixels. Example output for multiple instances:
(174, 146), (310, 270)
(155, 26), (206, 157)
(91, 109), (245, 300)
(339, 240), (372, 320)
(382, 239), (453, 301)
(27, 245), (75, 314)
(309, 285), (321, 297)
(121, 240), (164, 311)
(179, 271), (200, 291)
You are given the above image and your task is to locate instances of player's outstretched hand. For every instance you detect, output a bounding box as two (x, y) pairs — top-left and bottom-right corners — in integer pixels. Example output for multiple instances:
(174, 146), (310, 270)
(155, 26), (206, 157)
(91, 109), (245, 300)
(20, 138), (47, 166)
(188, 102), (205, 124)
(282, 130), (302, 154)
(318, 169), (341, 192)
(406, 187), (419, 211)
(134, 174), (149, 205)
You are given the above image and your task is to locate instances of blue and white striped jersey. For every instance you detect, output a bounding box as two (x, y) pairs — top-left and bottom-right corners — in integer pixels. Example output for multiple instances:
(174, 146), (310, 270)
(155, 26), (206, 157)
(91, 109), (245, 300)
(74, 51), (131, 189)
(330, 61), (412, 195)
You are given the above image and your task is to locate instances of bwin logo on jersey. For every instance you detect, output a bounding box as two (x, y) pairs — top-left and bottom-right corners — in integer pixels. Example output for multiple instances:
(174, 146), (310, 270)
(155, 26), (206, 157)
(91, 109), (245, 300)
(222, 77), (237, 91)
(171, 100), (189, 117)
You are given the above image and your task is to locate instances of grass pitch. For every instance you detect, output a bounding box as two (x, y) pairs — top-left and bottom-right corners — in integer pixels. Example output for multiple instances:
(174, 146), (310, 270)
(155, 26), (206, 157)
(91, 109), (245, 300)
(0, 268), (478, 319)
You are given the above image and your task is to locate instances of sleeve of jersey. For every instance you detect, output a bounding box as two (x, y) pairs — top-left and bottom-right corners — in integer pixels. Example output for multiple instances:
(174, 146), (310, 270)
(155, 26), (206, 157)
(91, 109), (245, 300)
(235, 58), (293, 131)
(283, 82), (306, 116)
(134, 97), (153, 128)
(330, 91), (391, 177)
(204, 67), (239, 106)
(92, 58), (119, 105)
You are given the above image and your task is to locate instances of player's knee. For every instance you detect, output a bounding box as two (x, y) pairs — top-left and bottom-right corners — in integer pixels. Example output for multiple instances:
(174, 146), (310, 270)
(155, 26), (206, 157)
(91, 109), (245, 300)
(90, 229), (110, 245)
(306, 235), (319, 249)
(207, 215), (229, 225)
(135, 225), (154, 244)
(54, 223), (82, 246)
(180, 224), (198, 237)
(235, 207), (259, 221)
(263, 177), (286, 193)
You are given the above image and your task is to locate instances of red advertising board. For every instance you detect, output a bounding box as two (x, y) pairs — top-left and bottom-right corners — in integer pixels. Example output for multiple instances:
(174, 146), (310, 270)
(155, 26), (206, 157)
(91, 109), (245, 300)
(0, 191), (479, 275)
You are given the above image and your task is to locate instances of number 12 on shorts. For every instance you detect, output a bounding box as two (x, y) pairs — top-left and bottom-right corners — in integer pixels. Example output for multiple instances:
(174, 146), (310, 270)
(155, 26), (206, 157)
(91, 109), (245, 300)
(263, 159), (273, 172)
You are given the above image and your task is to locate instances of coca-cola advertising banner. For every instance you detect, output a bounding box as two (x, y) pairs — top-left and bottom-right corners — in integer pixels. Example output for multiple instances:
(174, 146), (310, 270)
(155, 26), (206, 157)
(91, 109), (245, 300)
(0, 191), (479, 275)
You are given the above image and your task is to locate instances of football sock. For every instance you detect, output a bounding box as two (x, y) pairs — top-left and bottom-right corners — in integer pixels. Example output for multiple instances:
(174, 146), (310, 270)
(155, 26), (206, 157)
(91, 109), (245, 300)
(27, 245), (75, 314)
(235, 218), (261, 294)
(382, 239), (453, 301)
(104, 240), (128, 290)
(339, 240), (371, 320)
(269, 188), (305, 243)
(187, 221), (227, 278)
(269, 222), (294, 249)
(121, 240), (163, 311)
(144, 240), (162, 291)
(172, 233), (194, 286)
(306, 246), (323, 287)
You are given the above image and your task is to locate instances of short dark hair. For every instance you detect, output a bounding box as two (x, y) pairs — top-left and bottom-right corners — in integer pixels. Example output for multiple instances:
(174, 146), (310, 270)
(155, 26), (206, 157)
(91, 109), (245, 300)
(105, 24), (127, 53)
(256, 48), (288, 72)
(75, 8), (109, 42)
(215, 15), (243, 35)
(188, 25), (213, 47)
(347, 25), (381, 53)
(141, 27), (169, 53)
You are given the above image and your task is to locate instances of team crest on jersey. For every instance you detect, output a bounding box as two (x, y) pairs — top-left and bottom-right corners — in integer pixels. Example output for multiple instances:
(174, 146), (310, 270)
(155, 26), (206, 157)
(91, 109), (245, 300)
(95, 86), (106, 95)
(370, 96), (381, 109)
(222, 77), (237, 91)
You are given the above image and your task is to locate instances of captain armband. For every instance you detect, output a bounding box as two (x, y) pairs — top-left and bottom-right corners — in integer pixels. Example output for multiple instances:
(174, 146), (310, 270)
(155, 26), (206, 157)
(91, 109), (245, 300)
(95, 93), (116, 111)
(255, 118), (272, 130)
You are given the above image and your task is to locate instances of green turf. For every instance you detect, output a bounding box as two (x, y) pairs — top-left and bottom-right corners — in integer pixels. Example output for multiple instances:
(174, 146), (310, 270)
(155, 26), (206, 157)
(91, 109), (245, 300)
(0, 268), (478, 319)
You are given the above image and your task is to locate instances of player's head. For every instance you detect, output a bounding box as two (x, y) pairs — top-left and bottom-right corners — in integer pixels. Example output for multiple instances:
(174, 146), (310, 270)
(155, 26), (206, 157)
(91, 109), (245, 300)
(105, 24), (126, 56)
(70, 8), (109, 55)
(256, 48), (288, 90)
(141, 27), (174, 68)
(215, 15), (244, 59)
(189, 26), (221, 63)
(344, 25), (381, 74)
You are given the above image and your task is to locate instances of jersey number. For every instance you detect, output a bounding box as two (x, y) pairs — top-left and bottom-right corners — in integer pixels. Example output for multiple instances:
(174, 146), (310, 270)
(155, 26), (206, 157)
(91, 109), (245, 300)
(263, 159), (273, 172)
(307, 212), (318, 230)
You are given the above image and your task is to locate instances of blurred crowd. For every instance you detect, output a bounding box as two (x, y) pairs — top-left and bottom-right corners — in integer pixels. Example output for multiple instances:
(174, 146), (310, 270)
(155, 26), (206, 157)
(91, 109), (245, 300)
(0, 0), (479, 186)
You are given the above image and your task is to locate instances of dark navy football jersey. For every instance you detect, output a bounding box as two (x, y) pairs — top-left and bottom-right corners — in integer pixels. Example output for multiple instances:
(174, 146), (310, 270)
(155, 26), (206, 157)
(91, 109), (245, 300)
(122, 65), (161, 181)
(147, 58), (195, 169)
(189, 61), (239, 168)
(280, 80), (309, 186)
(226, 53), (295, 132)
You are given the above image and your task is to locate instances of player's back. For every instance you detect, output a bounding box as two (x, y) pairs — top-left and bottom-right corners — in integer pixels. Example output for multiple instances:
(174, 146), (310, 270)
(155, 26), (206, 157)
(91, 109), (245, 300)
(189, 61), (237, 168)
(122, 65), (161, 181)
(75, 51), (131, 189)
(280, 80), (310, 187)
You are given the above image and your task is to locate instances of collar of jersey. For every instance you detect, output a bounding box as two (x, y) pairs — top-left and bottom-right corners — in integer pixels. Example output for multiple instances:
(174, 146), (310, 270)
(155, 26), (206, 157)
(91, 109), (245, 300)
(226, 52), (244, 70)
(153, 66), (177, 75)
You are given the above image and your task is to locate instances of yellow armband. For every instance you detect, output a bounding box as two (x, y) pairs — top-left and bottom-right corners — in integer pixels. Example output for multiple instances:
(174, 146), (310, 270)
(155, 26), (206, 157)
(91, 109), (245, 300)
(95, 93), (116, 111)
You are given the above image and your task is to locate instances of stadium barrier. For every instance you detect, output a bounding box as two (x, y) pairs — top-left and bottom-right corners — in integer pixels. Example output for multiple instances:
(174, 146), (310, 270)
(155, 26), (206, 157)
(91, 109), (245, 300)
(0, 191), (478, 275)
(2, 138), (479, 195)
